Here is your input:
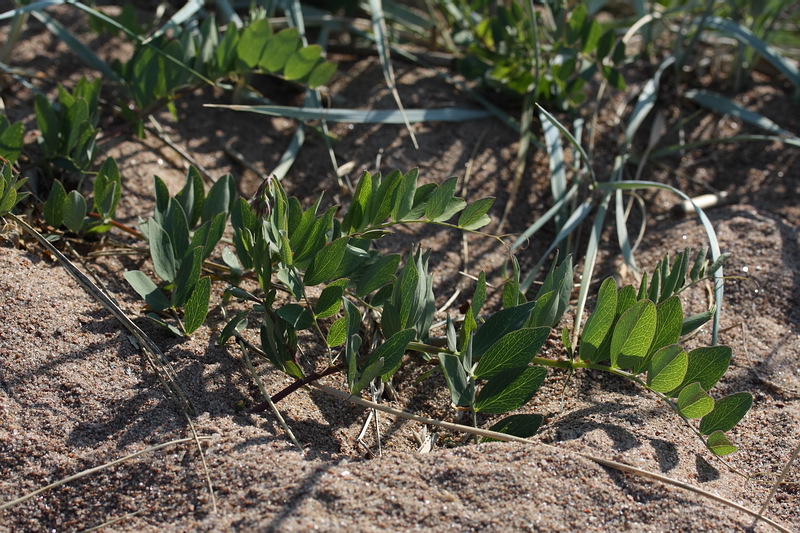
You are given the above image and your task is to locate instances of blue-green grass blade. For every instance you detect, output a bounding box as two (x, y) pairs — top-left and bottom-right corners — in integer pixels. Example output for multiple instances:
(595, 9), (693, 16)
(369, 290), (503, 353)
(649, 134), (800, 159)
(541, 109), (568, 229)
(704, 16), (800, 90)
(597, 180), (723, 344)
(685, 89), (795, 136)
(625, 56), (674, 150)
(146, 0), (204, 43)
(511, 183), (579, 255)
(520, 197), (593, 293)
(206, 104), (492, 123)
(30, 10), (121, 82)
(536, 104), (595, 183)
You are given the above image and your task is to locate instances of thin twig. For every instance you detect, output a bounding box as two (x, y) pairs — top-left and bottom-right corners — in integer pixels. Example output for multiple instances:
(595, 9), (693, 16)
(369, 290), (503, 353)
(311, 382), (791, 533)
(0, 437), (208, 511)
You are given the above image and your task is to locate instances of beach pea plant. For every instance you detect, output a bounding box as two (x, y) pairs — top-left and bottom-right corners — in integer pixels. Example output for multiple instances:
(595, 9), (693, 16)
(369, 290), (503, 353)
(146, 168), (746, 456)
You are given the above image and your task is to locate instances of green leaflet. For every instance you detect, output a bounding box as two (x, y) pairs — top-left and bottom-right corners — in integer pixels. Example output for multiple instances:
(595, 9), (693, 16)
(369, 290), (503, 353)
(669, 346), (732, 395)
(171, 247), (203, 307)
(472, 301), (537, 359)
(474, 327), (551, 379)
(610, 300), (656, 370)
(580, 277), (617, 363)
(457, 197), (494, 230)
(706, 431), (738, 456)
(315, 283), (345, 320)
(355, 254), (400, 296)
(123, 270), (170, 312)
(649, 296), (682, 356)
(148, 218), (177, 282)
(699, 392), (753, 435)
(304, 237), (349, 286)
(93, 158), (121, 220)
(183, 277), (210, 335)
(676, 382), (714, 419)
(44, 180), (67, 228)
(481, 414), (544, 442)
(326, 317), (347, 347)
(475, 367), (548, 414)
(646, 345), (688, 393)
(440, 352), (473, 407)
(63, 190), (87, 234)
(363, 328), (415, 381)
(276, 303), (314, 330)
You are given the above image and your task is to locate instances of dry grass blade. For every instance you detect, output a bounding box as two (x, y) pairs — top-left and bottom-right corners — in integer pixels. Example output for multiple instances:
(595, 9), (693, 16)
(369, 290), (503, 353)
(8, 213), (193, 414)
(7, 213), (218, 513)
(312, 382), (791, 533)
(755, 440), (800, 526)
(368, 0), (418, 148)
(0, 437), (208, 512)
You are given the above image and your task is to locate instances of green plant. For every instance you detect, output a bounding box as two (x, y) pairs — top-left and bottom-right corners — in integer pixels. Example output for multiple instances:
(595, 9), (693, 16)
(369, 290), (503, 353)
(34, 77), (101, 174)
(0, 158), (28, 216)
(42, 157), (121, 235)
(434, 0), (627, 110)
(124, 169), (236, 336)
(0, 116), (25, 164)
(118, 167), (743, 457)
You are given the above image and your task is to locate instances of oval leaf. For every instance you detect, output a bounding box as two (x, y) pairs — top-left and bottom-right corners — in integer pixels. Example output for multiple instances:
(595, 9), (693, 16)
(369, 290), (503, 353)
(610, 300), (657, 370)
(475, 367), (548, 414)
(706, 431), (738, 456)
(457, 197), (494, 230)
(671, 345), (732, 395)
(646, 344), (688, 393)
(123, 270), (170, 312)
(677, 382), (714, 419)
(63, 190), (87, 234)
(699, 392), (753, 435)
(474, 327), (551, 379)
(44, 180), (67, 228)
(304, 237), (349, 286)
(580, 277), (617, 363)
(183, 277), (211, 335)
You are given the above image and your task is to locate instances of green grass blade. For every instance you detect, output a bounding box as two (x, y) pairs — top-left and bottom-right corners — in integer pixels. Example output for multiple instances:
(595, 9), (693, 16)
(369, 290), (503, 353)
(206, 104), (492, 123)
(597, 180), (723, 344)
(684, 89), (795, 136)
(704, 16), (800, 90)
(368, 0), (418, 148)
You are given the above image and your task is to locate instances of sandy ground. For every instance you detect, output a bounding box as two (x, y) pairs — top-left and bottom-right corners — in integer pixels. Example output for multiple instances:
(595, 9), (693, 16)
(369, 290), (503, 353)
(1, 6), (799, 532)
